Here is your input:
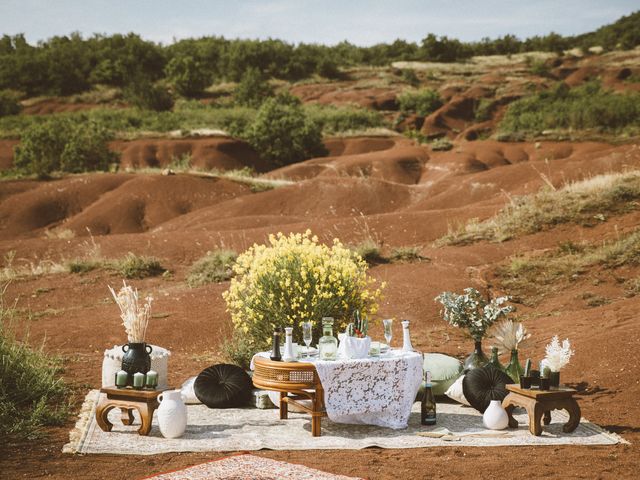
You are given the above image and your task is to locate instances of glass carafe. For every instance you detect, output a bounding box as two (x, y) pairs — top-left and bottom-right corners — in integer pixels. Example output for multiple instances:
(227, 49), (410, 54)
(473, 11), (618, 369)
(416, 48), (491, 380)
(318, 317), (338, 360)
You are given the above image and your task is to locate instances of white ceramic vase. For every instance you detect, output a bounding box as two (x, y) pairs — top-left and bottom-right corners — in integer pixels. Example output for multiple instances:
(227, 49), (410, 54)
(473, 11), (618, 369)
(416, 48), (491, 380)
(345, 336), (371, 359)
(401, 320), (413, 352)
(157, 390), (187, 439)
(282, 327), (297, 362)
(483, 399), (509, 430)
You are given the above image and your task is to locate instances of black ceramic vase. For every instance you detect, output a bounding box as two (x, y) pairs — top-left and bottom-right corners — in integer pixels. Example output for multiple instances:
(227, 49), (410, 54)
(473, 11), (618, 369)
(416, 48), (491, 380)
(121, 343), (152, 377)
(549, 371), (560, 388)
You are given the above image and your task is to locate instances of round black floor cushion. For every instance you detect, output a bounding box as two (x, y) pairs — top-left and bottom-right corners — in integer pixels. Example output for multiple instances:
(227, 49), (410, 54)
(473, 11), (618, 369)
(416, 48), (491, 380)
(462, 365), (514, 413)
(194, 364), (253, 408)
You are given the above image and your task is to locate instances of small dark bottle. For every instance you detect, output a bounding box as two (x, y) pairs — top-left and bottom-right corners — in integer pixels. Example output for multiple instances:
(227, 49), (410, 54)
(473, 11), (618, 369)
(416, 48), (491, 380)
(270, 329), (282, 361)
(421, 370), (437, 425)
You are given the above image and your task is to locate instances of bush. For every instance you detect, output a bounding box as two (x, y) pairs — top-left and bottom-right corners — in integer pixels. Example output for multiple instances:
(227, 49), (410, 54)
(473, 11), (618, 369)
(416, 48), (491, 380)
(0, 90), (21, 117)
(398, 88), (443, 116)
(234, 67), (274, 108)
(401, 69), (420, 86)
(1, 290), (69, 440)
(112, 253), (165, 279)
(499, 81), (640, 135)
(389, 246), (427, 263)
(222, 230), (384, 363)
(13, 118), (116, 177)
(187, 249), (238, 287)
(305, 104), (385, 134)
(165, 55), (211, 97)
(245, 93), (326, 166)
(124, 77), (174, 111)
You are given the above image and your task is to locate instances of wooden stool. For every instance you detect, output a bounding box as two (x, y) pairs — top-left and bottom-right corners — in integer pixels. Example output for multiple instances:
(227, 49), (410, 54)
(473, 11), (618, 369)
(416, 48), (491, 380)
(502, 384), (581, 436)
(95, 387), (168, 436)
(252, 357), (326, 436)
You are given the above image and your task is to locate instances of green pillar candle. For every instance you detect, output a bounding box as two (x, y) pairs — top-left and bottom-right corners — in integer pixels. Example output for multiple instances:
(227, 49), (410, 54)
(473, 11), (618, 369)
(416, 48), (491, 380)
(145, 370), (158, 389)
(133, 372), (145, 389)
(115, 370), (128, 388)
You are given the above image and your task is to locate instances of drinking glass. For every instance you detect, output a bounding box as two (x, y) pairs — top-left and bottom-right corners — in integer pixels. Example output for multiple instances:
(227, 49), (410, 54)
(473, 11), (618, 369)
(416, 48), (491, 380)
(302, 321), (313, 358)
(383, 318), (393, 353)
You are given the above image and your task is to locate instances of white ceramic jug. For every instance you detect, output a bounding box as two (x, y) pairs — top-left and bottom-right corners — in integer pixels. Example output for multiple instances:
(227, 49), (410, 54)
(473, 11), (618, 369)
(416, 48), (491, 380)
(401, 320), (413, 352)
(282, 327), (297, 362)
(157, 390), (187, 438)
(483, 399), (509, 430)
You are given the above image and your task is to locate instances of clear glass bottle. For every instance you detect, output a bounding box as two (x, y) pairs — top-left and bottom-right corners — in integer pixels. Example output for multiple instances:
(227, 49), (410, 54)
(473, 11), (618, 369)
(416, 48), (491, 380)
(505, 349), (524, 383)
(421, 370), (436, 425)
(318, 317), (338, 360)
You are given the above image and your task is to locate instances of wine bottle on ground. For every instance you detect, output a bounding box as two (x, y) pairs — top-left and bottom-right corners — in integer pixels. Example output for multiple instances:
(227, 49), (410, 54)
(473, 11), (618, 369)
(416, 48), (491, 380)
(421, 370), (437, 426)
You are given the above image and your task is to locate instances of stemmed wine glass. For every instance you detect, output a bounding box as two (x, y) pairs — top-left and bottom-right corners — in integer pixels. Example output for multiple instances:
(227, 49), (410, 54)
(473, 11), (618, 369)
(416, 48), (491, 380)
(302, 321), (313, 359)
(383, 318), (393, 354)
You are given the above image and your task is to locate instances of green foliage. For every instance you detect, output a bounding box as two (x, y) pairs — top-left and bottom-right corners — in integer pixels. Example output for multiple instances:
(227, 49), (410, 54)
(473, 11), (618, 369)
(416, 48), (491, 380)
(474, 98), (494, 122)
(112, 253), (165, 279)
(499, 81), (640, 135)
(124, 77), (174, 112)
(350, 239), (386, 265)
(0, 291), (70, 440)
(221, 331), (255, 370)
(435, 287), (514, 340)
(305, 104), (386, 134)
(398, 88), (443, 116)
(165, 55), (211, 97)
(245, 93), (326, 166)
(13, 118), (116, 177)
(233, 67), (274, 108)
(187, 249), (238, 287)
(0, 90), (21, 116)
(420, 34), (473, 62)
(400, 68), (420, 86)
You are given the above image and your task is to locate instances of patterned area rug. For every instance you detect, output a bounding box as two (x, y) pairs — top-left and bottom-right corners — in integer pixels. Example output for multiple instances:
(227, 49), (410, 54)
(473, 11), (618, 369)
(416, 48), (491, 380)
(64, 390), (627, 455)
(142, 454), (361, 480)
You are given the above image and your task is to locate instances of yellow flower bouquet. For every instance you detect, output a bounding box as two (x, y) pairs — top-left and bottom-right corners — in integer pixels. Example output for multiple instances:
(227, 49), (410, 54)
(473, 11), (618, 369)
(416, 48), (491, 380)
(223, 230), (383, 362)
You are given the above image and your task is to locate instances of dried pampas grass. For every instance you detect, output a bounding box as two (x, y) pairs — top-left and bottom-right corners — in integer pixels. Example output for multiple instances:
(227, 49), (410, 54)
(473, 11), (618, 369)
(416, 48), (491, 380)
(109, 281), (153, 343)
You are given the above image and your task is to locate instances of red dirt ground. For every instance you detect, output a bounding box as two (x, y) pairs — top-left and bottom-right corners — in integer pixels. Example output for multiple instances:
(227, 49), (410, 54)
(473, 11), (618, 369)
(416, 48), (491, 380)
(1, 134), (639, 478)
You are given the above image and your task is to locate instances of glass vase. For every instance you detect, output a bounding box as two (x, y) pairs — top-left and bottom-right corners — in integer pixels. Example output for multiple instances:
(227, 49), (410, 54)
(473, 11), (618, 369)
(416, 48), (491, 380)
(464, 340), (489, 371)
(488, 346), (505, 372)
(505, 349), (524, 383)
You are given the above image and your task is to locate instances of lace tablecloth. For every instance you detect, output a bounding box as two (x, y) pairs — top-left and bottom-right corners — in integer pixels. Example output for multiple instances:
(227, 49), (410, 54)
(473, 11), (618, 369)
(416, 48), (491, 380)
(251, 350), (423, 429)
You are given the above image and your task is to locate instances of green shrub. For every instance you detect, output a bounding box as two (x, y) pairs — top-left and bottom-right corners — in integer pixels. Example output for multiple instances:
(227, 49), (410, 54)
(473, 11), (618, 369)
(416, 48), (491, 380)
(187, 249), (238, 287)
(350, 239), (386, 265)
(13, 118), (116, 177)
(398, 88), (443, 116)
(305, 104), (385, 134)
(165, 56), (211, 97)
(0, 291), (69, 440)
(220, 331), (256, 369)
(499, 81), (640, 135)
(245, 93), (326, 166)
(124, 77), (174, 112)
(430, 137), (453, 151)
(112, 253), (165, 279)
(401, 69), (420, 86)
(389, 246), (428, 263)
(0, 90), (21, 117)
(234, 67), (274, 108)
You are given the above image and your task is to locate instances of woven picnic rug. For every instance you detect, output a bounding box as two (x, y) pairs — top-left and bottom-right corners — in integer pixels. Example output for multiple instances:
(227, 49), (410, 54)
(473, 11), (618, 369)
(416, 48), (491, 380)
(141, 454), (361, 480)
(64, 390), (626, 455)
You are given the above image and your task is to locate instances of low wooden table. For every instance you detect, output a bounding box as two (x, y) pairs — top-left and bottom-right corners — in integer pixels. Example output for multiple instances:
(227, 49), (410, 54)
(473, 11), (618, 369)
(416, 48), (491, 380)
(95, 387), (169, 436)
(502, 384), (581, 436)
(252, 357), (326, 437)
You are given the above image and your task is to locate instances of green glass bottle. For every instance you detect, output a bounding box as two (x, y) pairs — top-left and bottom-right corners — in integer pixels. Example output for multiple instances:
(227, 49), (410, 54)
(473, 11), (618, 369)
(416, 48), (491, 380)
(488, 346), (504, 371)
(463, 340), (489, 371)
(505, 349), (524, 383)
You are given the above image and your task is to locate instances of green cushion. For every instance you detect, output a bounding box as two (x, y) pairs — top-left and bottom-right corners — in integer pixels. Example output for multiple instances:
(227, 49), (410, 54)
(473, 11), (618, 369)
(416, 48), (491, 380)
(423, 353), (463, 396)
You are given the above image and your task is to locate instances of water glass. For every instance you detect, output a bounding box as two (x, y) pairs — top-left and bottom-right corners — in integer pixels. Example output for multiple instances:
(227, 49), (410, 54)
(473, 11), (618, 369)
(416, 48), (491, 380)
(383, 318), (393, 351)
(302, 321), (313, 358)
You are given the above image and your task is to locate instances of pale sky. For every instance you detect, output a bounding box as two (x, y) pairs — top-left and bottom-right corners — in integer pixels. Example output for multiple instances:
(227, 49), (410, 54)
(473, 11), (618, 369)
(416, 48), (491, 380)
(0, 0), (637, 46)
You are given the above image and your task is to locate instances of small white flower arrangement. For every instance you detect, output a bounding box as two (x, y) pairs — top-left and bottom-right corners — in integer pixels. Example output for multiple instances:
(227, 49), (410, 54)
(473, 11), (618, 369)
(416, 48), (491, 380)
(490, 319), (530, 353)
(109, 281), (153, 343)
(543, 335), (574, 372)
